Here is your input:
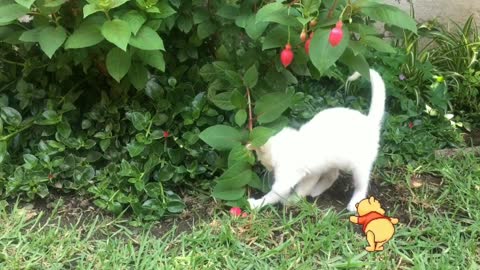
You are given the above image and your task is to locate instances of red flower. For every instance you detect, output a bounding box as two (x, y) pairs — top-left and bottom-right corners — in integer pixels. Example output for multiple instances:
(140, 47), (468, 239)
(329, 21), (343, 47)
(230, 207), (242, 217)
(163, 131), (169, 138)
(280, 43), (294, 68)
(408, 122), (414, 129)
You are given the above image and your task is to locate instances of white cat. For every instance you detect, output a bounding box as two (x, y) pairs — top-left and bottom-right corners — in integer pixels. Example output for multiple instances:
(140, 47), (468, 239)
(247, 69), (386, 212)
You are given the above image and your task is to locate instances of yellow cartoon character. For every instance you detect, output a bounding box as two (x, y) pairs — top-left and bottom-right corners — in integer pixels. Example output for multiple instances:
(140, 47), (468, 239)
(349, 196), (399, 252)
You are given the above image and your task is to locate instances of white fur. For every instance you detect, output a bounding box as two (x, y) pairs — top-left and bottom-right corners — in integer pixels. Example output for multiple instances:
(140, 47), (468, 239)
(248, 69), (386, 212)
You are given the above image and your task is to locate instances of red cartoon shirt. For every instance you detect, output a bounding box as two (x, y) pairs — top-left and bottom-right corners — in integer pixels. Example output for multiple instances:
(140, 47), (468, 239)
(357, 211), (389, 232)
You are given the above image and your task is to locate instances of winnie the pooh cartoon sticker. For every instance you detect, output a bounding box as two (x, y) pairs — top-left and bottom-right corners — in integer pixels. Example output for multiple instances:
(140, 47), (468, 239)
(349, 196), (398, 252)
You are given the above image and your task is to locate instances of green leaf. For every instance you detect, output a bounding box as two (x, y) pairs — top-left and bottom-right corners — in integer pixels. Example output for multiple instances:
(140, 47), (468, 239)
(360, 4), (417, 34)
(212, 184), (245, 200)
(128, 63), (148, 90)
(234, 110), (247, 127)
(83, 4), (103, 18)
(127, 140), (145, 157)
(23, 154), (38, 169)
(101, 19), (131, 51)
(57, 120), (71, 138)
(254, 92), (294, 124)
(137, 50), (165, 71)
(217, 5), (239, 19)
(126, 112), (149, 131)
(15, 0), (35, 9)
(197, 20), (216, 39)
(121, 10), (146, 35)
(18, 27), (43, 42)
(0, 3), (29, 24)
(361, 35), (396, 53)
(216, 162), (252, 188)
(35, 110), (61, 125)
(224, 70), (243, 87)
(243, 64), (258, 88)
(0, 141), (7, 164)
(245, 15), (268, 40)
(230, 89), (246, 109)
(228, 144), (255, 167)
(177, 15), (193, 33)
(310, 27), (349, 74)
(249, 127), (276, 147)
(339, 48), (370, 78)
(65, 22), (104, 49)
(106, 47), (131, 82)
(199, 125), (244, 151)
(1, 107), (22, 126)
(255, 2), (300, 27)
(209, 92), (235, 111)
(262, 24), (301, 51)
(38, 26), (67, 58)
(302, 0), (321, 17)
(129, 26), (164, 50)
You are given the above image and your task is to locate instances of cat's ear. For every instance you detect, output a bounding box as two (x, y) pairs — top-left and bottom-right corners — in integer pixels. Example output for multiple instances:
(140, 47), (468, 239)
(245, 143), (256, 151)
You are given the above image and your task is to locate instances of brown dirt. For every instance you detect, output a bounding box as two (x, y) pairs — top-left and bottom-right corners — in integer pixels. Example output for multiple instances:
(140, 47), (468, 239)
(6, 171), (443, 238)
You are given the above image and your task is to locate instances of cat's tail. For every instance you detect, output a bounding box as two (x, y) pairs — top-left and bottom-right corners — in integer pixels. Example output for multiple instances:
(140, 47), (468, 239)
(347, 69), (385, 125)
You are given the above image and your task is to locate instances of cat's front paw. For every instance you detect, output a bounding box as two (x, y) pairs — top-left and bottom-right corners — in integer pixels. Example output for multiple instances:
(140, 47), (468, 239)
(346, 202), (357, 212)
(248, 198), (265, 209)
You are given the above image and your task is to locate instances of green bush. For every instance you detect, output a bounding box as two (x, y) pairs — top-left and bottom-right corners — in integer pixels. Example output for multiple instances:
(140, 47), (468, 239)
(0, 0), (417, 220)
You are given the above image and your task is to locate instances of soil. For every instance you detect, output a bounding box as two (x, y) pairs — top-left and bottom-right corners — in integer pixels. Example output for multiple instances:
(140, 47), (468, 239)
(9, 172), (423, 239)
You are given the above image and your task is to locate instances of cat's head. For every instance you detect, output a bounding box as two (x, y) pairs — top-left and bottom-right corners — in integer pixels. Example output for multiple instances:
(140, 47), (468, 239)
(246, 127), (298, 172)
(246, 141), (274, 171)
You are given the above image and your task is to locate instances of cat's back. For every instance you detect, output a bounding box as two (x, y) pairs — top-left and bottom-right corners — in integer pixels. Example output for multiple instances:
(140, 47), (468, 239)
(301, 107), (369, 132)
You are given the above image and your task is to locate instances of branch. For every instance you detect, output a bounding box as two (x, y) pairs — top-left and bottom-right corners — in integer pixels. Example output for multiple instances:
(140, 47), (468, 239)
(246, 87), (253, 132)
(327, 0), (340, 19)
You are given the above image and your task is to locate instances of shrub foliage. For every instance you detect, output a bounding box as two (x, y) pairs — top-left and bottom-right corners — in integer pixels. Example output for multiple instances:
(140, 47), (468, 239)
(0, 0), (416, 219)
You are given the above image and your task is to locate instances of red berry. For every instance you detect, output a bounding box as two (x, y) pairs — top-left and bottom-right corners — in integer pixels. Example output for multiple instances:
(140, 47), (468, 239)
(329, 21), (343, 47)
(241, 212), (248, 218)
(230, 207), (242, 217)
(280, 44), (294, 68)
(300, 30), (307, 42)
(163, 131), (169, 138)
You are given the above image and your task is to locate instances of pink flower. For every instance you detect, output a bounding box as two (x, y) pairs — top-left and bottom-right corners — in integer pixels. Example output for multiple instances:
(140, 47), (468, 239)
(163, 131), (169, 138)
(229, 207), (242, 217)
(329, 21), (343, 47)
(408, 122), (414, 129)
(241, 212), (248, 218)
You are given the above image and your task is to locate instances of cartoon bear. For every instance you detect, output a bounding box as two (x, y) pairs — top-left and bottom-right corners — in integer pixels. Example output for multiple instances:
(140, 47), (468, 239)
(349, 196), (399, 252)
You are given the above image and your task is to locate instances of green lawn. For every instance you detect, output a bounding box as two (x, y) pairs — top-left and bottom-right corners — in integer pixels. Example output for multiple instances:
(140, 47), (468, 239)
(1, 154), (479, 269)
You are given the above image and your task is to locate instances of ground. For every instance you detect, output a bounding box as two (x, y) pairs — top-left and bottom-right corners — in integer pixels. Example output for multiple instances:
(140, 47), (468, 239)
(1, 153), (479, 269)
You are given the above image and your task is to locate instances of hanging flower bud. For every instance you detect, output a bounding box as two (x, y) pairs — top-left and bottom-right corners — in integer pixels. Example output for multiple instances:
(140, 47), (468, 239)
(280, 44), (294, 68)
(305, 32), (314, 55)
(329, 21), (343, 47)
(309, 19), (318, 28)
(300, 29), (307, 42)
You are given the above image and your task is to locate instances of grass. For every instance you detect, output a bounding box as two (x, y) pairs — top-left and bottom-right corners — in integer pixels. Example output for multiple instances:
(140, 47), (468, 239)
(1, 154), (479, 269)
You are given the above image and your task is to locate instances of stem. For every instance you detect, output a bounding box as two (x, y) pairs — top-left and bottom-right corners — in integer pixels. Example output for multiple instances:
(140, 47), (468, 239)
(0, 122), (34, 141)
(145, 120), (153, 138)
(1, 58), (25, 66)
(327, 0), (339, 19)
(246, 87), (253, 133)
(104, 11), (111, 21)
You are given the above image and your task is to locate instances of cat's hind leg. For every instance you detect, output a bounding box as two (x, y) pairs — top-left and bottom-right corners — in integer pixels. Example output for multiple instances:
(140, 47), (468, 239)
(294, 174), (321, 198)
(309, 168), (339, 197)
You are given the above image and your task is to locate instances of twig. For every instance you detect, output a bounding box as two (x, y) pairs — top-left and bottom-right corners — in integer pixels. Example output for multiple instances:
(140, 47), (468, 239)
(434, 146), (480, 158)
